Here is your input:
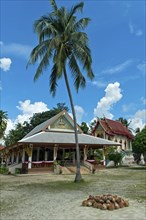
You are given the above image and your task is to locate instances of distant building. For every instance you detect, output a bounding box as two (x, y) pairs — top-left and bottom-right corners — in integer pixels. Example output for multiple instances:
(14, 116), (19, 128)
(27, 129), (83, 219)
(92, 118), (134, 151)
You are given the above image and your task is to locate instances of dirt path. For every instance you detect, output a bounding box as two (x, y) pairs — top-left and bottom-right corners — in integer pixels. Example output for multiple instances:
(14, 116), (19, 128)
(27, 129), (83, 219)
(0, 169), (146, 220)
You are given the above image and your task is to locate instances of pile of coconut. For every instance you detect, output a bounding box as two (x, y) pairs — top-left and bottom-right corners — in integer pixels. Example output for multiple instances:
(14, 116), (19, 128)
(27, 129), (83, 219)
(82, 194), (129, 210)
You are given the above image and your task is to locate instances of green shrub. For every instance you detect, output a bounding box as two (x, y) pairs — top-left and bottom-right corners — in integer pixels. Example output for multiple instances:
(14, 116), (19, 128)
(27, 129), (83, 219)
(0, 166), (9, 174)
(107, 152), (122, 167)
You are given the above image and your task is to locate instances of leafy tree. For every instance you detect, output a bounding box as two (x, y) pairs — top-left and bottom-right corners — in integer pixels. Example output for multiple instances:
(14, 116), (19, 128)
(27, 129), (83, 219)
(107, 152), (122, 167)
(132, 126), (146, 164)
(27, 0), (94, 182)
(4, 123), (28, 146)
(117, 117), (131, 128)
(80, 122), (89, 134)
(90, 118), (98, 131)
(53, 103), (69, 112)
(0, 110), (8, 138)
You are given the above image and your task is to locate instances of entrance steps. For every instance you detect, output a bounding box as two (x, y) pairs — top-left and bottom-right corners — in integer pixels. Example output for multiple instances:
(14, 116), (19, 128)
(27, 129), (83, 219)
(66, 165), (90, 174)
(61, 166), (72, 174)
(28, 166), (53, 174)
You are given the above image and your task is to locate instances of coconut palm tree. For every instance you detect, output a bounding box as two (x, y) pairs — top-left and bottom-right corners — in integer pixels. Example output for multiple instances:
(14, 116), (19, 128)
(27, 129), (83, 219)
(27, 0), (94, 182)
(0, 110), (8, 139)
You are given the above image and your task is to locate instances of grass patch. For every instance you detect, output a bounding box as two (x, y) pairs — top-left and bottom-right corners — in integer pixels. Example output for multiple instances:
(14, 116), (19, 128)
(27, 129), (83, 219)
(16, 180), (90, 193)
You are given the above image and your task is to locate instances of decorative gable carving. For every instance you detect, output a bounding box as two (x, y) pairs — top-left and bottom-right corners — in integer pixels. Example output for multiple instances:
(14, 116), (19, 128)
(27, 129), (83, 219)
(50, 115), (74, 131)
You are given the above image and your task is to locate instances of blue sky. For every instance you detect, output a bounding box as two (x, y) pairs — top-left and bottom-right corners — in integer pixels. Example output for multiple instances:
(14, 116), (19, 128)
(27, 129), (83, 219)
(0, 0), (146, 135)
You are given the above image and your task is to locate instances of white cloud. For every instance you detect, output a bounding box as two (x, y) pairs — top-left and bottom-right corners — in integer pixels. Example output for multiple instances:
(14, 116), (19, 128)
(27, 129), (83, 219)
(1, 41), (32, 59)
(128, 109), (146, 131)
(91, 80), (107, 88)
(0, 57), (12, 71)
(74, 105), (85, 125)
(5, 119), (14, 135)
(128, 22), (143, 37)
(122, 103), (135, 112)
(16, 100), (49, 115)
(94, 82), (123, 119)
(101, 60), (133, 75)
(5, 100), (49, 135)
(141, 97), (146, 105)
(137, 62), (146, 75)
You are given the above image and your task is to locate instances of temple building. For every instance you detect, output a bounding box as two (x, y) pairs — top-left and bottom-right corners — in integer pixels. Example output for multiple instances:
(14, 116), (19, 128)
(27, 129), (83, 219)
(0, 111), (121, 174)
(92, 118), (134, 151)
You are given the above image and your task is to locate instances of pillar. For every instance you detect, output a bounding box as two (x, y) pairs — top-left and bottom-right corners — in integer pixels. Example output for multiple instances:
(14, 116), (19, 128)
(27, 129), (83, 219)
(11, 152), (14, 164)
(37, 147), (40, 161)
(28, 155), (32, 169)
(54, 145), (58, 161)
(26, 145), (33, 169)
(84, 145), (88, 161)
(7, 155), (10, 164)
(22, 148), (25, 163)
(102, 146), (106, 166)
(45, 150), (48, 161)
(16, 152), (19, 164)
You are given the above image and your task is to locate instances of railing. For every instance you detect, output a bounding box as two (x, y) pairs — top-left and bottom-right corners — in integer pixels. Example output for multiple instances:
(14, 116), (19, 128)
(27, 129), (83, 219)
(83, 160), (93, 172)
(23, 161), (54, 168)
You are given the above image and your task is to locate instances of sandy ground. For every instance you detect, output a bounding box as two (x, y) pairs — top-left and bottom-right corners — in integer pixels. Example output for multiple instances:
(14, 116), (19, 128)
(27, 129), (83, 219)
(0, 169), (146, 220)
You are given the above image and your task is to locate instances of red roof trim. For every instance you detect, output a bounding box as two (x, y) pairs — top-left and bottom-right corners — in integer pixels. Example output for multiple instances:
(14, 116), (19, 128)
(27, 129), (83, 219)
(92, 118), (134, 139)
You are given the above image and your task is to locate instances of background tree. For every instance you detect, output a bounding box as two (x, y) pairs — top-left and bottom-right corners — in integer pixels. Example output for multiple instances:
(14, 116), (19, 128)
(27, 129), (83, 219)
(90, 118), (98, 131)
(107, 151), (122, 167)
(0, 110), (8, 139)
(80, 122), (89, 134)
(132, 126), (146, 164)
(53, 103), (69, 112)
(117, 117), (131, 128)
(27, 0), (94, 182)
(4, 123), (28, 147)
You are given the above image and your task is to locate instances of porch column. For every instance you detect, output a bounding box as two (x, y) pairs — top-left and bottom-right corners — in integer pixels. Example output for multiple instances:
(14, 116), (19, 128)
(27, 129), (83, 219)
(26, 145), (33, 169)
(28, 156), (32, 169)
(22, 148), (25, 163)
(54, 144), (58, 161)
(16, 152), (19, 164)
(45, 150), (48, 161)
(37, 147), (40, 161)
(11, 152), (14, 164)
(84, 145), (88, 161)
(129, 141), (132, 151)
(102, 146), (106, 166)
(7, 155), (10, 164)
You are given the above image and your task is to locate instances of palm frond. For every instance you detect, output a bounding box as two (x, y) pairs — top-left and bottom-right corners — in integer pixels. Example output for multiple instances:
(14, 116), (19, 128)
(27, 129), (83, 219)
(53, 43), (66, 78)
(27, 40), (51, 67)
(34, 50), (51, 81)
(68, 54), (86, 91)
(68, 2), (84, 22)
(71, 37), (94, 80)
(50, 0), (58, 12)
(50, 63), (58, 96)
(73, 17), (91, 31)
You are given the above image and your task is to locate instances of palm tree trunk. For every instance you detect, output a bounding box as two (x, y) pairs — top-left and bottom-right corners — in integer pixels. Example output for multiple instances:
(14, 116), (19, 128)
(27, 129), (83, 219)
(63, 67), (82, 182)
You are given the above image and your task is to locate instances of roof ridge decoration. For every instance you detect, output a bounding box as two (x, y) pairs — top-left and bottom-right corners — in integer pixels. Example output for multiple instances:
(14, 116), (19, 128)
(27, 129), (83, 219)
(104, 117), (114, 134)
